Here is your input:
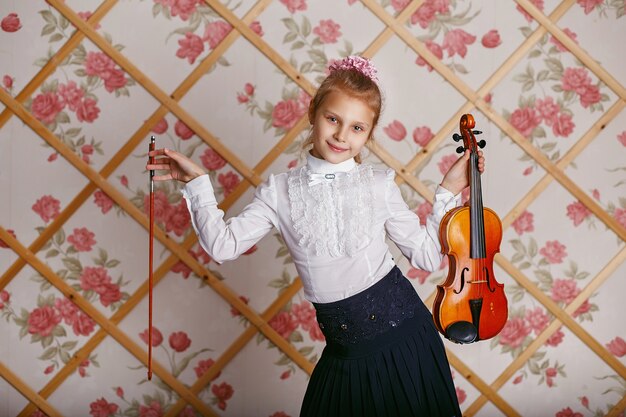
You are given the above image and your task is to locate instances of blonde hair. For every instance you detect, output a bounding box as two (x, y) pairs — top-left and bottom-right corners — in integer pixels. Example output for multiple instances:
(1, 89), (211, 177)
(304, 68), (383, 164)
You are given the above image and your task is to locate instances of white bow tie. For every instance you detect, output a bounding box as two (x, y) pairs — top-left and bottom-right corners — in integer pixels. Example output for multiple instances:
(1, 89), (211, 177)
(307, 172), (347, 186)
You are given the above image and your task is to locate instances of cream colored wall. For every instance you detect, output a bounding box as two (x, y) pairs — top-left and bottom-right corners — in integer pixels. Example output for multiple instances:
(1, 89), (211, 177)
(0, 0), (625, 416)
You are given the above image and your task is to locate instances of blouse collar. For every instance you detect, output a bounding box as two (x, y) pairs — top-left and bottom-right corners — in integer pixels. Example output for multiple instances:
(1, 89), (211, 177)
(306, 152), (357, 174)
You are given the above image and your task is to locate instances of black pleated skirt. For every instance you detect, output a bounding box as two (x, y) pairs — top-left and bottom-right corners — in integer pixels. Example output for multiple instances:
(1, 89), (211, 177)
(300, 266), (461, 417)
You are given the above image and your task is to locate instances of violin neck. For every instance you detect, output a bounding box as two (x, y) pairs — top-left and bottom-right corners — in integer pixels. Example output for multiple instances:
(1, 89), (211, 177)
(469, 150), (486, 259)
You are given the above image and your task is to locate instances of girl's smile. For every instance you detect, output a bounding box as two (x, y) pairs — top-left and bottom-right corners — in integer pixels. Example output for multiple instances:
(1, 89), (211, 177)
(326, 141), (349, 152)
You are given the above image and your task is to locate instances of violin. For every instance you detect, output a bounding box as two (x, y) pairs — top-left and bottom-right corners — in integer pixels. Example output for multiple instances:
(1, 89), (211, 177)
(433, 114), (508, 344)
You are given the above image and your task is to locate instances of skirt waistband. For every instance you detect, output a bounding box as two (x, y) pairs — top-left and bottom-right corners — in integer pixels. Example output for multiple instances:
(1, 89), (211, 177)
(313, 266), (432, 356)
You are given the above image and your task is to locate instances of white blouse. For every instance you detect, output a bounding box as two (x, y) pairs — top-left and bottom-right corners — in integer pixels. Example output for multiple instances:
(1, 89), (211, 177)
(182, 153), (460, 303)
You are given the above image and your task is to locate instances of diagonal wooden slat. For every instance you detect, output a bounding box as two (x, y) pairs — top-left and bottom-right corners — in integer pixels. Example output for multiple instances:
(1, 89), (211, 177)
(0, 86), (314, 381)
(1, 1), (624, 415)
(14, 3), (277, 414)
(360, 0), (626, 242)
(0, 226), (219, 417)
(497, 254), (626, 379)
(203, 0), (317, 96)
(607, 394), (626, 417)
(358, 8), (626, 396)
(164, 278), (304, 416)
(515, 0), (626, 100)
(478, 99), (626, 240)
(445, 351), (521, 417)
(359, 2), (626, 414)
(423, 102), (624, 316)
(501, 99), (625, 229)
(16, 235), (195, 417)
(465, 246), (626, 416)
(0, 0), (118, 130)
(45, 0), (262, 187)
(6, 7), (320, 415)
(0, 0), (274, 293)
(0, 361), (62, 417)
(422, 47), (625, 364)
(403, 0), (576, 176)
(247, 0), (428, 184)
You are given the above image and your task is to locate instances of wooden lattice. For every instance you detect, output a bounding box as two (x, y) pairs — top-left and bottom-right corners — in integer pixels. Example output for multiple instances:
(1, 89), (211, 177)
(0, 0), (625, 416)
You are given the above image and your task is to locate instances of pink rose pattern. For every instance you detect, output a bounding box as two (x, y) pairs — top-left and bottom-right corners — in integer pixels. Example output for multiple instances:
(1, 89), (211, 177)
(271, 98), (307, 130)
(67, 227), (97, 252)
(379, 118), (438, 151)
(3, 2), (622, 414)
(152, 1), (238, 69)
(32, 195), (61, 223)
(408, 1), (516, 76)
(4, 292), (103, 377)
(516, 0), (545, 22)
(412, 126), (434, 147)
(24, 12), (133, 166)
(136, 323), (237, 417)
(140, 190), (191, 237)
(504, 225), (603, 388)
(313, 19), (342, 44)
(176, 32), (204, 64)
(3, 207), (132, 373)
(281, 0), (307, 14)
(89, 398), (119, 417)
(481, 29), (501, 48)
(503, 19), (609, 175)
(269, 245), (329, 367)
(1, 13), (22, 32)
(59, 88), (244, 410)
(606, 337), (626, 357)
(383, 120), (407, 141)
(237, 83), (310, 136)
(512, 210), (534, 235)
(415, 39), (444, 72)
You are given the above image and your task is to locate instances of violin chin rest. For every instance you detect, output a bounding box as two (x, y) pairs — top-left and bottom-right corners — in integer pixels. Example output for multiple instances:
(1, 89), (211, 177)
(445, 321), (478, 344)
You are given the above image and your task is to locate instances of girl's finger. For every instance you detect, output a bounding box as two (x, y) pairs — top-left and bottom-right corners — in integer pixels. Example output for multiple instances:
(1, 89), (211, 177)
(152, 173), (173, 181)
(146, 163), (171, 170)
(148, 148), (169, 157)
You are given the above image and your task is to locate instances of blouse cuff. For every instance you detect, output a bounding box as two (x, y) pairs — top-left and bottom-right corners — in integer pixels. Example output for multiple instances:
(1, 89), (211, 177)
(181, 175), (217, 207)
(433, 184), (462, 213)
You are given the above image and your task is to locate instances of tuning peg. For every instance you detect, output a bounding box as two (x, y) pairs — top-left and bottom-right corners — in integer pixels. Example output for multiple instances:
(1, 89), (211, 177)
(452, 133), (462, 142)
(456, 146), (465, 154)
(473, 130), (482, 135)
(478, 140), (486, 148)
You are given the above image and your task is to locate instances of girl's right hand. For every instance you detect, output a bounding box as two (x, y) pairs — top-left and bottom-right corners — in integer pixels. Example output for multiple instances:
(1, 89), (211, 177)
(146, 148), (206, 183)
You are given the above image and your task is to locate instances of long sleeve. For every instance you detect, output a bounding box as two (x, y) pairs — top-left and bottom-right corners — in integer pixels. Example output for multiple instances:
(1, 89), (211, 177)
(383, 170), (460, 272)
(181, 174), (278, 263)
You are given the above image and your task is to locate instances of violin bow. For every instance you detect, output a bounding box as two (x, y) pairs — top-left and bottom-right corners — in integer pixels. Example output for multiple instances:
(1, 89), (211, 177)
(148, 135), (155, 380)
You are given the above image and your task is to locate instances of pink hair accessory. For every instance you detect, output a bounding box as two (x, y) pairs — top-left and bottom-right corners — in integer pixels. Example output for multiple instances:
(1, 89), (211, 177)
(328, 55), (379, 85)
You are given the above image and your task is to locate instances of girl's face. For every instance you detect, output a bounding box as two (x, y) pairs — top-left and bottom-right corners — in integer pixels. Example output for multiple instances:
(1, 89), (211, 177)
(309, 89), (375, 164)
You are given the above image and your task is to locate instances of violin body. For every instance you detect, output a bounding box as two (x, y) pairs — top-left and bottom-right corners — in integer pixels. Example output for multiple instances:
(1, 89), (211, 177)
(433, 114), (508, 344)
(434, 206), (507, 342)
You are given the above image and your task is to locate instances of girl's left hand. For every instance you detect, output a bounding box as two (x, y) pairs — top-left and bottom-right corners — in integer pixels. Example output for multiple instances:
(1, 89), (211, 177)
(440, 150), (485, 195)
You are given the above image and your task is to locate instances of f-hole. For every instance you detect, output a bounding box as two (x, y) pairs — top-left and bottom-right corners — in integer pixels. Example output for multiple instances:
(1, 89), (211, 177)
(454, 267), (469, 294)
(485, 267), (495, 293)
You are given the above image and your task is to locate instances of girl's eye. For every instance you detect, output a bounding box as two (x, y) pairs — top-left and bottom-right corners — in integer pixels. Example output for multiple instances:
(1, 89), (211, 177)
(354, 126), (363, 132)
(327, 116), (337, 123)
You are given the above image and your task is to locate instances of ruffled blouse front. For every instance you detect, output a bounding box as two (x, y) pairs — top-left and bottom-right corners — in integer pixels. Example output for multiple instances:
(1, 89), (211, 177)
(182, 153), (460, 303)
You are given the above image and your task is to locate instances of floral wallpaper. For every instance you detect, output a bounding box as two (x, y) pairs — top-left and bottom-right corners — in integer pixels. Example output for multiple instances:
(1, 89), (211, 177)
(0, 1), (625, 417)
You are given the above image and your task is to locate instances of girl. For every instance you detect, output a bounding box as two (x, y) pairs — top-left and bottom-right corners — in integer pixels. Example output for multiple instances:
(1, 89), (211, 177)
(147, 56), (483, 417)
